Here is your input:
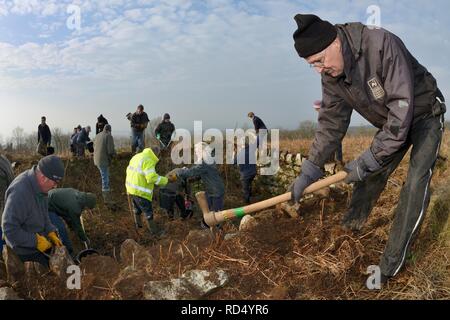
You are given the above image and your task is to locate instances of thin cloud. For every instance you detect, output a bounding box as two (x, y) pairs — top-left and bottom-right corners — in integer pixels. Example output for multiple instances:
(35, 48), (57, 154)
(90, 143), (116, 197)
(0, 0), (449, 138)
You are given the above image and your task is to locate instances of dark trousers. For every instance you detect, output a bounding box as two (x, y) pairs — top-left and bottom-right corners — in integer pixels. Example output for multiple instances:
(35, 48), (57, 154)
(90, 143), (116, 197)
(160, 191), (186, 218)
(132, 195), (153, 220)
(335, 143), (343, 163)
(207, 194), (224, 212)
(241, 174), (256, 204)
(18, 251), (50, 268)
(347, 114), (444, 277)
(76, 143), (85, 157)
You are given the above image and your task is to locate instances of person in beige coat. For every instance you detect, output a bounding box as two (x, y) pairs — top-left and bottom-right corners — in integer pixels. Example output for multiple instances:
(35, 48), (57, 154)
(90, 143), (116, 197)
(93, 124), (116, 208)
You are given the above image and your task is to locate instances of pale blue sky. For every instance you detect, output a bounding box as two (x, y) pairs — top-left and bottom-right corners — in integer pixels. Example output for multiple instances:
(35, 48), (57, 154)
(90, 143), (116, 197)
(0, 0), (449, 139)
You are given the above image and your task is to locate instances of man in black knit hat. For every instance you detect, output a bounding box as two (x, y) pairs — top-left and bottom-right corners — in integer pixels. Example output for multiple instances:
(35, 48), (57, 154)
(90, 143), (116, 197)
(291, 14), (446, 285)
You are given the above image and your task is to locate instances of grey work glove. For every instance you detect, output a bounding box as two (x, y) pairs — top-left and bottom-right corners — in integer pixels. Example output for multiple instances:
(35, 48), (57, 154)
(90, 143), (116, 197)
(290, 159), (324, 203)
(344, 149), (382, 184)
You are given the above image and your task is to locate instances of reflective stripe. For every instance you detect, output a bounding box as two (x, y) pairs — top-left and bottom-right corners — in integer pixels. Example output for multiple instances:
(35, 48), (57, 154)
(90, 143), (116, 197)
(128, 157), (156, 176)
(126, 182), (153, 195)
(127, 165), (142, 174)
(144, 169), (156, 175)
(155, 176), (162, 185)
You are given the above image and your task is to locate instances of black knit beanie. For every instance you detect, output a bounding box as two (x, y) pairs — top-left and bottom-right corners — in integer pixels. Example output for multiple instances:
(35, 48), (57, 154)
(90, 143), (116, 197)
(293, 14), (337, 58)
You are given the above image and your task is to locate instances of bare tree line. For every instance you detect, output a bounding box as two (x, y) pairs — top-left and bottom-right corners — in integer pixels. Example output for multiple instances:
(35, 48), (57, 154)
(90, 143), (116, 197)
(0, 123), (162, 155)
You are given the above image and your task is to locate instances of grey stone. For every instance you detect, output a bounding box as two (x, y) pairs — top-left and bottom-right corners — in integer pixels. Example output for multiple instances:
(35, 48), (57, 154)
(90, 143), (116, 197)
(49, 246), (75, 278)
(0, 287), (22, 300)
(143, 269), (229, 300)
(239, 215), (258, 232)
(2, 246), (25, 284)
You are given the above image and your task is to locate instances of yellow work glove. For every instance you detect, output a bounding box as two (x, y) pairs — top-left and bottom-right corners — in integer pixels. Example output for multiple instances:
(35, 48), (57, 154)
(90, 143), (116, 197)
(47, 231), (63, 247)
(36, 234), (52, 253)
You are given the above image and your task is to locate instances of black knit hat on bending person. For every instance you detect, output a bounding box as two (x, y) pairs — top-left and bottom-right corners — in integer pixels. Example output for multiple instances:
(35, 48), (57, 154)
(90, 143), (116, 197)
(292, 14), (337, 58)
(37, 155), (65, 182)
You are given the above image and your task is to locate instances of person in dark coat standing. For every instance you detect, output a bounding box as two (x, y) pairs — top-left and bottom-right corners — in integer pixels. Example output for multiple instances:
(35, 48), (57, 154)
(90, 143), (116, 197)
(96, 114), (109, 135)
(155, 113), (175, 149)
(248, 112), (268, 148)
(37, 116), (52, 156)
(130, 104), (150, 154)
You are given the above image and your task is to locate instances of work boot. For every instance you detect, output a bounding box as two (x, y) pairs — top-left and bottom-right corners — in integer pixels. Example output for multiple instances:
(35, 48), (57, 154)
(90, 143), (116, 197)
(146, 219), (165, 237)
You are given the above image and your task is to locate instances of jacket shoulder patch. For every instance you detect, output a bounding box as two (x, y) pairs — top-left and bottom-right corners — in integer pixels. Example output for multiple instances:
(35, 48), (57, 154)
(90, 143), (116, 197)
(367, 77), (385, 100)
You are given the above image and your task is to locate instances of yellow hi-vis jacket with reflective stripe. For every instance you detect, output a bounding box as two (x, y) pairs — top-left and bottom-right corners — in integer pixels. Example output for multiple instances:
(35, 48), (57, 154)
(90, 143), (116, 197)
(125, 148), (168, 201)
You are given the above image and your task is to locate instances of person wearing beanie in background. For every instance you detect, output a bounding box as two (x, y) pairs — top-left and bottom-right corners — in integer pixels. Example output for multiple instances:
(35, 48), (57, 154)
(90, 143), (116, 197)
(1, 155), (65, 267)
(48, 188), (97, 255)
(94, 124), (117, 209)
(291, 13), (446, 284)
(155, 113), (176, 151)
(96, 114), (109, 135)
(37, 116), (52, 157)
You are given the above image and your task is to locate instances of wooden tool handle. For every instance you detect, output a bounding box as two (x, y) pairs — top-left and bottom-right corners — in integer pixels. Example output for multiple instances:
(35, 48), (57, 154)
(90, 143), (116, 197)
(201, 171), (347, 226)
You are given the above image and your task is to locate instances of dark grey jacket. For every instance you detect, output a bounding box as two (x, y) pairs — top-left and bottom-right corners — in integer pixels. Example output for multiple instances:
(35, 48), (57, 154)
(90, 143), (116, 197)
(309, 23), (445, 168)
(178, 163), (225, 198)
(1, 167), (56, 255)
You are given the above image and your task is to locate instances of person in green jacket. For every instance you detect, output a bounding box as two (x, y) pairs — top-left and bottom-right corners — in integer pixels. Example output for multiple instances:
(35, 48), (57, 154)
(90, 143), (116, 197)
(48, 188), (97, 254)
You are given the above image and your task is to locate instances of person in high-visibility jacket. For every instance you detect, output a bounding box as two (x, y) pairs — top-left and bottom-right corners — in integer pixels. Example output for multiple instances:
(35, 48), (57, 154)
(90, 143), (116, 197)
(125, 147), (168, 235)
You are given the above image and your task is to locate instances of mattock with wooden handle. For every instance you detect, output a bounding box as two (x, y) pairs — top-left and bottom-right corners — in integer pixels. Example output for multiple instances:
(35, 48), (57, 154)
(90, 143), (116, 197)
(196, 171), (347, 227)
